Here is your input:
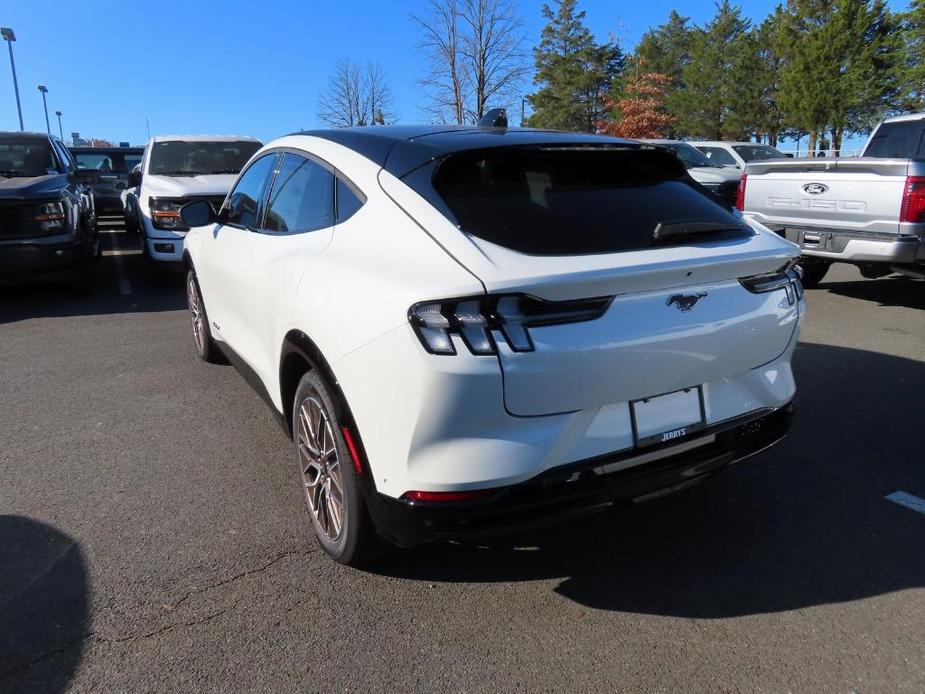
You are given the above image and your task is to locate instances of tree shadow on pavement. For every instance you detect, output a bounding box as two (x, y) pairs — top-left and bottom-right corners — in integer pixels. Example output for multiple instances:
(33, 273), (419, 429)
(0, 516), (90, 693)
(373, 342), (925, 618)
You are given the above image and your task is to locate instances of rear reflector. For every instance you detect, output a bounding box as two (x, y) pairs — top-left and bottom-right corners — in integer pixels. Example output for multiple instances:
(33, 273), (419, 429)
(401, 489), (497, 503)
(341, 426), (363, 475)
(900, 176), (925, 223)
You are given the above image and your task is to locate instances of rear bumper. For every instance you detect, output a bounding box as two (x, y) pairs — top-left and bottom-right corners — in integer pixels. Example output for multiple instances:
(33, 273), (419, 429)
(364, 402), (794, 548)
(0, 234), (82, 283)
(772, 225), (923, 264)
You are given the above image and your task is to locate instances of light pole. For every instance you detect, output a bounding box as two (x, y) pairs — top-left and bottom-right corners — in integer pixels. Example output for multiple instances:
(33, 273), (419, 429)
(37, 85), (50, 134)
(1, 27), (23, 131)
(55, 110), (63, 140)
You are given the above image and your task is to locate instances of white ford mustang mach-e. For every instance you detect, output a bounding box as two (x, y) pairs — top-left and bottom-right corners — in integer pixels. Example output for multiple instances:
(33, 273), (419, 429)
(180, 125), (804, 565)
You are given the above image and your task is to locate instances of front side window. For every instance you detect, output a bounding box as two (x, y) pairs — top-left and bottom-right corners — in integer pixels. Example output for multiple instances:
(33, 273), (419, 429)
(264, 153), (334, 233)
(149, 140), (262, 176)
(224, 154), (277, 228)
(696, 146), (738, 167)
(664, 143), (717, 169)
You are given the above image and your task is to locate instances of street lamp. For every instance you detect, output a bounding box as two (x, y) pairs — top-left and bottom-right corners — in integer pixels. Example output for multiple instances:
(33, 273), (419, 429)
(55, 110), (63, 140)
(37, 84), (50, 134)
(1, 27), (23, 131)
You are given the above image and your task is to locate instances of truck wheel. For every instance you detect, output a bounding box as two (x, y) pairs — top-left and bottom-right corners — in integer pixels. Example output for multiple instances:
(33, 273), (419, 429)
(798, 258), (830, 288)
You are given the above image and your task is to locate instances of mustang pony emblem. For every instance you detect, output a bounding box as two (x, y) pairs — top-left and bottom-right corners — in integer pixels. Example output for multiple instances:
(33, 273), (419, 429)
(666, 293), (707, 312)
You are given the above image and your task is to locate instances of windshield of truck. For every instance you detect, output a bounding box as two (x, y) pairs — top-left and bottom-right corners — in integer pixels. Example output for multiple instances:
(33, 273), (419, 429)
(430, 146), (749, 256)
(149, 140), (262, 176)
(864, 120), (925, 158)
(661, 142), (719, 169)
(732, 144), (786, 162)
(0, 136), (58, 177)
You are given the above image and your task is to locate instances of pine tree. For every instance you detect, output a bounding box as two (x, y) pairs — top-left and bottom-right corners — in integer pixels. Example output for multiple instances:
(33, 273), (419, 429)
(633, 11), (693, 137)
(671, 1), (753, 139)
(902, 0), (925, 109)
(526, 0), (624, 132)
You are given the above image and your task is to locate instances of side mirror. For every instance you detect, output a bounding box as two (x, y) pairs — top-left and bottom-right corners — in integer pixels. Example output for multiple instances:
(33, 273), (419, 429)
(76, 168), (101, 185)
(127, 169), (142, 187)
(180, 200), (217, 227)
(784, 153), (794, 158)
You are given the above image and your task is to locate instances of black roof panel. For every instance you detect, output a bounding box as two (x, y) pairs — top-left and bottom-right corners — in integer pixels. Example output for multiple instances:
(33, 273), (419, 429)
(294, 126), (638, 177)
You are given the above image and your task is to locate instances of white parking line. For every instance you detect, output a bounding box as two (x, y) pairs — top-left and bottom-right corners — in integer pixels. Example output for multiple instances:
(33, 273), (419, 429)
(108, 228), (133, 296)
(885, 491), (925, 516)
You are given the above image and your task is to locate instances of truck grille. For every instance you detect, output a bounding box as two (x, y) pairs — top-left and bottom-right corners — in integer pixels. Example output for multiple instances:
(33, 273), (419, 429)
(0, 203), (43, 240)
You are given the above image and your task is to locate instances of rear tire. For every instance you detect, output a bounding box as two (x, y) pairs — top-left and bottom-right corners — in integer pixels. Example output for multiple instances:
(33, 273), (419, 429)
(797, 258), (830, 288)
(292, 370), (379, 567)
(185, 270), (222, 363)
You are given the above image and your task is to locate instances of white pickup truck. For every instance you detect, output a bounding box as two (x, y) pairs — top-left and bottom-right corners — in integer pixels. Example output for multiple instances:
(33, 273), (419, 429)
(739, 113), (925, 286)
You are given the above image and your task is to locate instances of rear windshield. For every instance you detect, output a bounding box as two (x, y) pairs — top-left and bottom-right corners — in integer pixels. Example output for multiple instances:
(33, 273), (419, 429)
(149, 140), (261, 176)
(864, 120), (925, 158)
(429, 146), (747, 255)
(732, 144), (786, 162)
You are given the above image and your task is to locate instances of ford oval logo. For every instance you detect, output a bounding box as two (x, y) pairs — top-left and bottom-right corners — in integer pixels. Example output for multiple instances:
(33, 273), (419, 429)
(803, 183), (828, 195)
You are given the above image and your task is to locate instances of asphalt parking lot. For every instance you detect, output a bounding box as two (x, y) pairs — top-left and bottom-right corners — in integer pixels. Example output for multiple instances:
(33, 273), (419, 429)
(2, 219), (924, 693)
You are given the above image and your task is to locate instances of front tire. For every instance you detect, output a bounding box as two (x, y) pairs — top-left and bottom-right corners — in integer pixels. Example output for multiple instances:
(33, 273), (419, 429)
(186, 270), (222, 363)
(292, 370), (378, 566)
(797, 258), (830, 288)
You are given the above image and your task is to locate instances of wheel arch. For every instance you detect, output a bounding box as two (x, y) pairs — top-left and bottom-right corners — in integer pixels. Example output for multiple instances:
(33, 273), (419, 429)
(279, 330), (373, 484)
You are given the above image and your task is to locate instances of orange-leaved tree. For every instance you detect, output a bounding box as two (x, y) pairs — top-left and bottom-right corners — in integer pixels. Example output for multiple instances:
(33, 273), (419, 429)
(598, 71), (674, 138)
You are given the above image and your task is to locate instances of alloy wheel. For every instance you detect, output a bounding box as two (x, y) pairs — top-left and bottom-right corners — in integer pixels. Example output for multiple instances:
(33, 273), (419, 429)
(187, 275), (205, 354)
(297, 396), (345, 541)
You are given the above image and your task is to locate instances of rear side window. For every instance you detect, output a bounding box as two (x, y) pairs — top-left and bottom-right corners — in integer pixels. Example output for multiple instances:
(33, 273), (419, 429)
(336, 176), (364, 222)
(264, 153), (334, 232)
(429, 147), (748, 256)
(864, 121), (925, 158)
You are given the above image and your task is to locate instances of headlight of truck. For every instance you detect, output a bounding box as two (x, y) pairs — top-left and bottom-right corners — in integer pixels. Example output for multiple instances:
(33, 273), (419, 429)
(34, 201), (67, 232)
(149, 197), (189, 231)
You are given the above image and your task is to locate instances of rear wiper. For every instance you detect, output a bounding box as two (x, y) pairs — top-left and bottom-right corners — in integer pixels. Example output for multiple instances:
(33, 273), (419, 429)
(653, 220), (743, 242)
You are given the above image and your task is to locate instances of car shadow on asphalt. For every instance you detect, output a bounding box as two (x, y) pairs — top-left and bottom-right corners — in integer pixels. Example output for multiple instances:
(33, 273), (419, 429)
(372, 342), (925, 618)
(0, 225), (186, 324)
(819, 274), (925, 310)
(0, 516), (89, 693)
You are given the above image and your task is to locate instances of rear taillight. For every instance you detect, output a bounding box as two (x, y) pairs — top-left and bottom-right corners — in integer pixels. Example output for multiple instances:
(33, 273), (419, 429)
(740, 263), (803, 303)
(899, 176), (925, 223)
(734, 173), (747, 211)
(409, 294), (613, 356)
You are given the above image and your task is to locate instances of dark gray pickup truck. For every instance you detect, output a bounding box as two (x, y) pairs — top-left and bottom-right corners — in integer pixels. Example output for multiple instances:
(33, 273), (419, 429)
(70, 146), (143, 215)
(0, 132), (100, 285)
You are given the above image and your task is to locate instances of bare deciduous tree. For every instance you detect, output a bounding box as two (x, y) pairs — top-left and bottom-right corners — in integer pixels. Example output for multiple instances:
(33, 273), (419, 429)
(318, 59), (396, 127)
(413, 0), (526, 124)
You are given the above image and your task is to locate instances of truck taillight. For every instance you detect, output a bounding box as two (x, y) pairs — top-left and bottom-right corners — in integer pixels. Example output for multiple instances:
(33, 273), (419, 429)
(899, 176), (925, 223)
(734, 174), (747, 211)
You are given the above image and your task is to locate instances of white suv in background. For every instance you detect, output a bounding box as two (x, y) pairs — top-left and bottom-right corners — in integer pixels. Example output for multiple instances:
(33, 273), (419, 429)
(130, 135), (261, 263)
(179, 126), (804, 566)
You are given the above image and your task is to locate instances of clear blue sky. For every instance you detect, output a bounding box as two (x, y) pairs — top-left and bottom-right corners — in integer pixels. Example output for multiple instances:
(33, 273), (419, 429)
(0, 0), (908, 147)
